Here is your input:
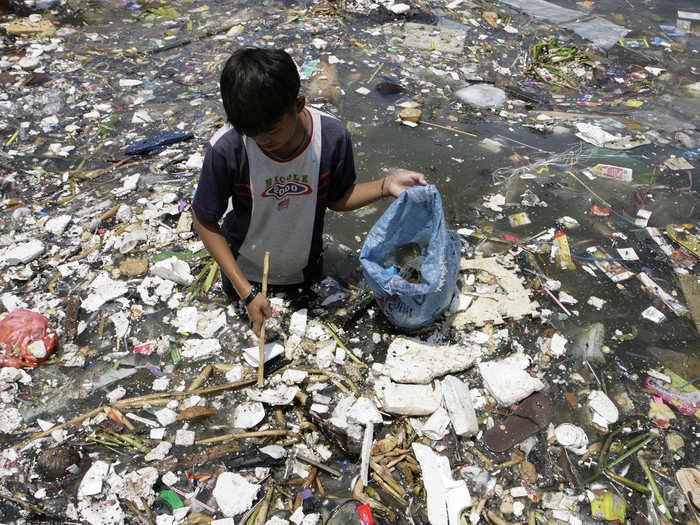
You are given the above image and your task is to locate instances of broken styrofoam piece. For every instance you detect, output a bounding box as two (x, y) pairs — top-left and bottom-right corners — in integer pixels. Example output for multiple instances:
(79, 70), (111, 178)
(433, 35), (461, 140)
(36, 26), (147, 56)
(0, 407), (22, 433)
(265, 517), (291, 525)
(412, 443), (472, 525)
(421, 407), (452, 441)
(150, 256), (194, 286)
(175, 429), (195, 446)
(452, 256), (539, 328)
(384, 337), (482, 384)
(180, 338), (221, 360)
(347, 397), (383, 426)
(587, 390), (619, 430)
(242, 341), (284, 367)
(155, 408), (178, 427)
(442, 375), (478, 437)
(455, 85), (507, 108)
(375, 378), (442, 416)
(4, 239), (45, 266)
(360, 422), (374, 486)
(479, 353), (545, 406)
(289, 309), (308, 337)
(44, 214), (72, 235)
(82, 272), (129, 312)
(328, 395), (363, 441)
(119, 229), (147, 254)
(247, 385), (300, 406)
(112, 173), (140, 196)
(554, 423), (589, 455)
(77, 499), (124, 525)
(173, 307), (227, 338)
(111, 467), (159, 506)
(281, 369), (308, 384)
(78, 460), (111, 498)
(145, 441), (172, 462)
(213, 472), (260, 517)
(233, 401), (266, 429)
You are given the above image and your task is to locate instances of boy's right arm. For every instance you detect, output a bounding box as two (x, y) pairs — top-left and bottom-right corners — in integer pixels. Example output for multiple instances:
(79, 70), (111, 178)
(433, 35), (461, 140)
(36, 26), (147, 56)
(193, 213), (272, 337)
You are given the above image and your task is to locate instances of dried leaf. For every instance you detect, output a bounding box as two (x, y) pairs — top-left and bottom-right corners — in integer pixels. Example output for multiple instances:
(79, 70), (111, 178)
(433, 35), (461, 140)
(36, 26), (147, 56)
(177, 406), (215, 421)
(372, 435), (398, 456)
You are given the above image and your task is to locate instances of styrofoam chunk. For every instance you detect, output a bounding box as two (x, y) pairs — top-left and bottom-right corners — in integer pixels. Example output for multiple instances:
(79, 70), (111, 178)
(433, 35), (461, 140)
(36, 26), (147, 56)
(385, 337), (482, 384)
(213, 472), (260, 517)
(375, 379), (442, 416)
(478, 353), (544, 406)
(442, 375), (478, 437)
(412, 443), (471, 525)
(5, 239), (45, 265)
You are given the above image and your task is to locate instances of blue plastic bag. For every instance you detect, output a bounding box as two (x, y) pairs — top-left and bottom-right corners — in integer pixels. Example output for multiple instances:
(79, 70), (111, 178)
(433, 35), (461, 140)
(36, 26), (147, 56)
(360, 185), (460, 331)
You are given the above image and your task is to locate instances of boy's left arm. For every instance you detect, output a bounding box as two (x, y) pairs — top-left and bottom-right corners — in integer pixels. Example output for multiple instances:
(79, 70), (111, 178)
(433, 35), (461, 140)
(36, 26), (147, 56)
(328, 170), (427, 211)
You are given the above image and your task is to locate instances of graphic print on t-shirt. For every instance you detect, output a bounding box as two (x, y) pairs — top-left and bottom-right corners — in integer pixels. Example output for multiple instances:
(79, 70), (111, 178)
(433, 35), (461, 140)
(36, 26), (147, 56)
(261, 174), (312, 201)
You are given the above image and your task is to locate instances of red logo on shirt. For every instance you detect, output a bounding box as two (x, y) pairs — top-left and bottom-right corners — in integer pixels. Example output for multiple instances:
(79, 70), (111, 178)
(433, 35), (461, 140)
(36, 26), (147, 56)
(262, 181), (312, 200)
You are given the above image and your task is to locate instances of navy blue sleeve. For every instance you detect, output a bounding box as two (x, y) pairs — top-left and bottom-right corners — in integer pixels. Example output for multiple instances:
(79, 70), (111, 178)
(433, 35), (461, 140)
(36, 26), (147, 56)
(192, 143), (233, 223)
(326, 123), (357, 203)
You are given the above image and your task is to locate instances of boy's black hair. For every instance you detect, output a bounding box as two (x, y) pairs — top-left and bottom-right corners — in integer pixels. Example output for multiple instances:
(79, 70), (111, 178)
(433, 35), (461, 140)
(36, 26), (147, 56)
(220, 48), (300, 137)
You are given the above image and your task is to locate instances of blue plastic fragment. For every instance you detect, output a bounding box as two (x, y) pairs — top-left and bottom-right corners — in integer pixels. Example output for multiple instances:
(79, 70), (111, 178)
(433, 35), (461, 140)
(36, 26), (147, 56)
(682, 147), (700, 161)
(123, 130), (194, 155)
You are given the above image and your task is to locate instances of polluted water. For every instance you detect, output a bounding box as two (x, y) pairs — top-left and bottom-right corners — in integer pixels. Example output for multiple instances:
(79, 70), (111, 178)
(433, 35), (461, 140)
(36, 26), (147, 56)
(0, 0), (699, 523)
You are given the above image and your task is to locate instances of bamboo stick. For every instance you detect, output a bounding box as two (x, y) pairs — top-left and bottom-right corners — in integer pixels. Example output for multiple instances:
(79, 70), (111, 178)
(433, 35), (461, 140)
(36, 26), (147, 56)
(113, 377), (256, 408)
(637, 453), (674, 523)
(258, 251), (270, 388)
(187, 364), (213, 392)
(296, 367), (359, 395)
(15, 406), (105, 448)
(371, 473), (407, 505)
(254, 485), (274, 525)
(370, 461), (406, 497)
(352, 477), (395, 520)
(195, 429), (289, 446)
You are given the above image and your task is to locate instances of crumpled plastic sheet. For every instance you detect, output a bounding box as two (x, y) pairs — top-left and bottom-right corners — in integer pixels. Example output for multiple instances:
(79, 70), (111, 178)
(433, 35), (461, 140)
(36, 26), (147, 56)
(561, 17), (630, 49)
(500, 0), (629, 48)
(499, 0), (582, 25)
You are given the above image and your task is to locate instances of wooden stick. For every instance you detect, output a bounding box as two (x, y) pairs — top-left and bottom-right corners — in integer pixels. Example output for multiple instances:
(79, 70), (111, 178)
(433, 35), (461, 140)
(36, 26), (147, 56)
(385, 452), (411, 469)
(371, 472), (407, 505)
(195, 429), (289, 446)
(274, 408), (286, 428)
(352, 477), (395, 520)
(104, 407), (135, 431)
(14, 406), (104, 448)
(187, 364), (212, 392)
(296, 367), (360, 395)
(315, 477), (326, 497)
(294, 467), (317, 510)
(254, 485), (274, 525)
(486, 511), (512, 525)
(370, 461), (406, 497)
(258, 251), (270, 388)
(98, 204), (121, 223)
(113, 377), (256, 408)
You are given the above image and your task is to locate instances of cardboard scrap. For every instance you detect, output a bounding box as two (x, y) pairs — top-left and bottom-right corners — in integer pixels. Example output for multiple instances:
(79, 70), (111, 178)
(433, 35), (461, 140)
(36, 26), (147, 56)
(451, 255), (539, 328)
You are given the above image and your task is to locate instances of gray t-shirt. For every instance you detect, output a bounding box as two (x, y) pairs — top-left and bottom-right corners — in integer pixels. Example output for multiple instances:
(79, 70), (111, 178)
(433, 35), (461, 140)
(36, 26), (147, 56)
(193, 107), (356, 284)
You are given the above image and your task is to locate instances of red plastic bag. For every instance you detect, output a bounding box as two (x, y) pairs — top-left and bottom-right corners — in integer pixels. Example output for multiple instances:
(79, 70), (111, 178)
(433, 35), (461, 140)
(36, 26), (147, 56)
(0, 309), (57, 368)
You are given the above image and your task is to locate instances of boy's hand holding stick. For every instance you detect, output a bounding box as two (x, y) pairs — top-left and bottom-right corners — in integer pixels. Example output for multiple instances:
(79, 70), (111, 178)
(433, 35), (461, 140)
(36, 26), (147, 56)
(257, 251), (270, 388)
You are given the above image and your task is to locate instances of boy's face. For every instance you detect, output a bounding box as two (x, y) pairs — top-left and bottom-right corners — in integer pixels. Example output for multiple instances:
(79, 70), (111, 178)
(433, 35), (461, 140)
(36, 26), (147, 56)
(250, 97), (306, 157)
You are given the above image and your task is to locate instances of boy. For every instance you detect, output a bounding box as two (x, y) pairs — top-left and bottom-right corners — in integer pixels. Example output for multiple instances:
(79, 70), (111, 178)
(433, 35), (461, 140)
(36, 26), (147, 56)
(193, 47), (426, 336)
